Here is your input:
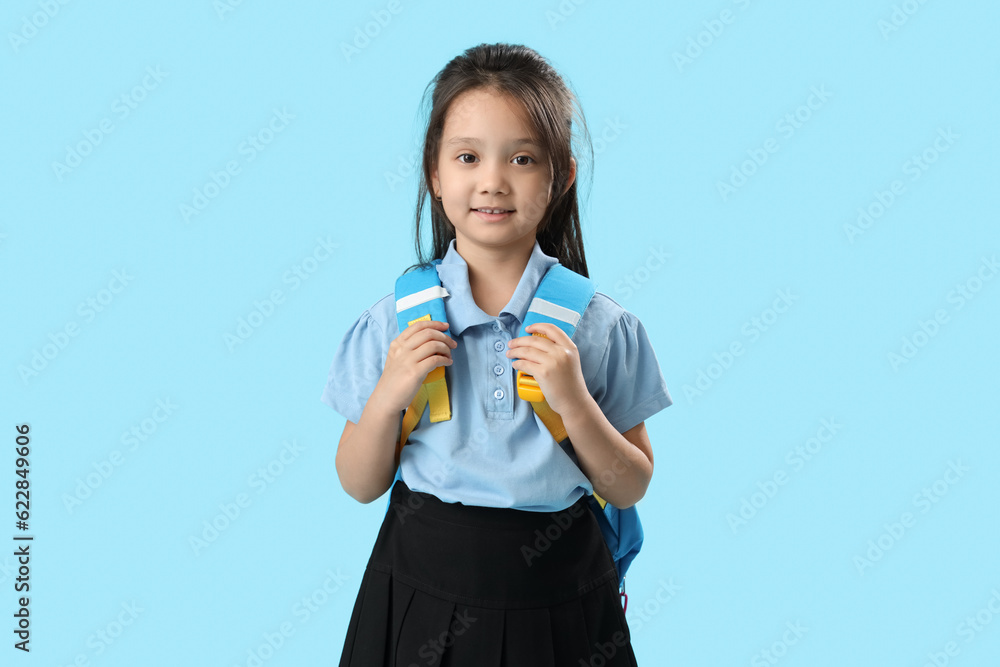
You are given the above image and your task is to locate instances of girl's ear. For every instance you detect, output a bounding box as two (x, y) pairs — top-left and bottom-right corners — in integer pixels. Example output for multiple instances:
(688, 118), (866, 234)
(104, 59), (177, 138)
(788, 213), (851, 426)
(430, 167), (440, 199)
(561, 156), (577, 197)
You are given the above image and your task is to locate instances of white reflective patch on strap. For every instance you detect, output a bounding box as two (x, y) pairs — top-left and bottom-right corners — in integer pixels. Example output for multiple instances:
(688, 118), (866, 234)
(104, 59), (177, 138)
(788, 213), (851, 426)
(396, 285), (450, 313)
(527, 297), (581, 327)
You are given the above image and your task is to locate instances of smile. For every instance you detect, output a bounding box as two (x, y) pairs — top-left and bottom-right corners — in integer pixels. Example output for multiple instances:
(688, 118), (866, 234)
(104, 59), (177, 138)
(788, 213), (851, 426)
(472, 208), (514, 221)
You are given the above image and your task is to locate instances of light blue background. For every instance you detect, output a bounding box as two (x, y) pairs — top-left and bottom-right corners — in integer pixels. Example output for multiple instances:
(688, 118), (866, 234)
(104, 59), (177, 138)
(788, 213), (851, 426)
(3, 1), (998, 665)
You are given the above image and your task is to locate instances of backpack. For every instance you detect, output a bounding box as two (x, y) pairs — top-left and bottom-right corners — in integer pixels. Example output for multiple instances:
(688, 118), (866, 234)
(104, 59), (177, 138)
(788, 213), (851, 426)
(385, 258), (642, 610)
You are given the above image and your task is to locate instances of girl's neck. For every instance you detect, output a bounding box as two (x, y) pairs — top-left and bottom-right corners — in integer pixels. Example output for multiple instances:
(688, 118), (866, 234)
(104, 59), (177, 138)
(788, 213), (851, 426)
(457, 240), (533, 318)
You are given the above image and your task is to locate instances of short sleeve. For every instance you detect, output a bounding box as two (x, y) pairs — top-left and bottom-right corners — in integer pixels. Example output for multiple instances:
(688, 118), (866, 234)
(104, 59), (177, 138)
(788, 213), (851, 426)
(587, 308), (673, 434)
(320, 303), (392, 424)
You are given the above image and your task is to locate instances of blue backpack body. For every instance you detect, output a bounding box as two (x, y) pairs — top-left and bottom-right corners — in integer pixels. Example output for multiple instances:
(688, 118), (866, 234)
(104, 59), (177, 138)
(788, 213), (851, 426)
(386, 259), (643, 601)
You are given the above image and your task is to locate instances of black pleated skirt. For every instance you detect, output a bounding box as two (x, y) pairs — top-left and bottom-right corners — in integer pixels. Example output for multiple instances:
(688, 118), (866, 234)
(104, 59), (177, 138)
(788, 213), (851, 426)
(338, 478), (638, 666)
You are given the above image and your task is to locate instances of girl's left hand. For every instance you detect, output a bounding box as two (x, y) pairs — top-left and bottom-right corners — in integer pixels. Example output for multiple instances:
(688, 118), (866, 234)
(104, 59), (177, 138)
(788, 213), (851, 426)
(506, 322), (590, 418)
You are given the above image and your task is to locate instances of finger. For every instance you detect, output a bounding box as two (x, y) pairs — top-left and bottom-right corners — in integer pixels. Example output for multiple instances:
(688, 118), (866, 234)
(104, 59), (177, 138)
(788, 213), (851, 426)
(506, 345), (547, 364)
(400, 319), (451, 341)
(414, 339), (455, 361)
(525, 322), (569, 342)
(401, 324), (457, 350)
(415, 354), (453, 377)
(507, 340), (557, 361)
(507, 333), (554, 352)
(511, 358), (540, 376)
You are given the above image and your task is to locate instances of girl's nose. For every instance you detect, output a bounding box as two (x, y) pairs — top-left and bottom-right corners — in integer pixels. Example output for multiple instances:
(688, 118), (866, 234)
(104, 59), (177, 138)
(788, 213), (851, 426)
(477, 158), (510, 194)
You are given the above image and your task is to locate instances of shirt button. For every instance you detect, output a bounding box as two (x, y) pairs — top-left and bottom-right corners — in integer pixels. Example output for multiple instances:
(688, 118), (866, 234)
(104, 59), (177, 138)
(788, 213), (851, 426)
(493, 364), (504, 376)
(494, 340), (505, 351)
(493, 388), (504, 400)
(492, 322), (501, 332)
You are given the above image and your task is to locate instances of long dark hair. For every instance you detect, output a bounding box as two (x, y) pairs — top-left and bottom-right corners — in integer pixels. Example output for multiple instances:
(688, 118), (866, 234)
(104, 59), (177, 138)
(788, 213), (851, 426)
(411, 43), (593, 276)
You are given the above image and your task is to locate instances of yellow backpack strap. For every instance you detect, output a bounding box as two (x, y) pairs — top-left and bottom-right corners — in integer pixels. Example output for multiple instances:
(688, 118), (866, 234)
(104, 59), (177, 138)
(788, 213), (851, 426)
(396, 337), (450, 462)
(517, 268), (637, 589)
(525, 387), (567, 443)
(394, 264), (452, 462)
(514, 264), (599, 486)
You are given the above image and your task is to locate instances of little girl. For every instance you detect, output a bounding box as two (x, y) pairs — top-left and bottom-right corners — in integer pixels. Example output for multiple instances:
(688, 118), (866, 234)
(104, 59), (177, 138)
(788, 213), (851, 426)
(322, 42), (672, 666)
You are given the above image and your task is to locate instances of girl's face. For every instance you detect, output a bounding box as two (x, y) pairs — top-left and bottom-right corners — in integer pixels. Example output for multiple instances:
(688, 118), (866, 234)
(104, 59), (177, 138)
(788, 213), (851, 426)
(431, 87), (574, 259)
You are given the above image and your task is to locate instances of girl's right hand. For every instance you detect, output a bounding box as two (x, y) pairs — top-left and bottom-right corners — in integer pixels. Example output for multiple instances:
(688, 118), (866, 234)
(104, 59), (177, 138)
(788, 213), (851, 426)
(371, 320), (456, 414)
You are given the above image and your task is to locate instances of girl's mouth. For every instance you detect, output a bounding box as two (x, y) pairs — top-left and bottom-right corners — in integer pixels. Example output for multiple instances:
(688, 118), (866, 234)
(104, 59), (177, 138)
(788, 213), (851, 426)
(472, 208), (514, 221)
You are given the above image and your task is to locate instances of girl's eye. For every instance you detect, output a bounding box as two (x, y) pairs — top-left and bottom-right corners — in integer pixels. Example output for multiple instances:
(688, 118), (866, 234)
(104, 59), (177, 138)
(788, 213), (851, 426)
(456, 154), (535, 165)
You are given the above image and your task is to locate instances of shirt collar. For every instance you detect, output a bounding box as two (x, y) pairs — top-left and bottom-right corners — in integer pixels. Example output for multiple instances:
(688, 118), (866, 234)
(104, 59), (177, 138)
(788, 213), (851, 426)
(436, 239), (559, 336)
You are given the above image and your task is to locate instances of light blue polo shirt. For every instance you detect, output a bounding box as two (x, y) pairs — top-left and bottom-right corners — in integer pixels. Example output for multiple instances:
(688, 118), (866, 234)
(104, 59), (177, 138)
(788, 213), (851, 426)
(321, 239), (672, 512)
